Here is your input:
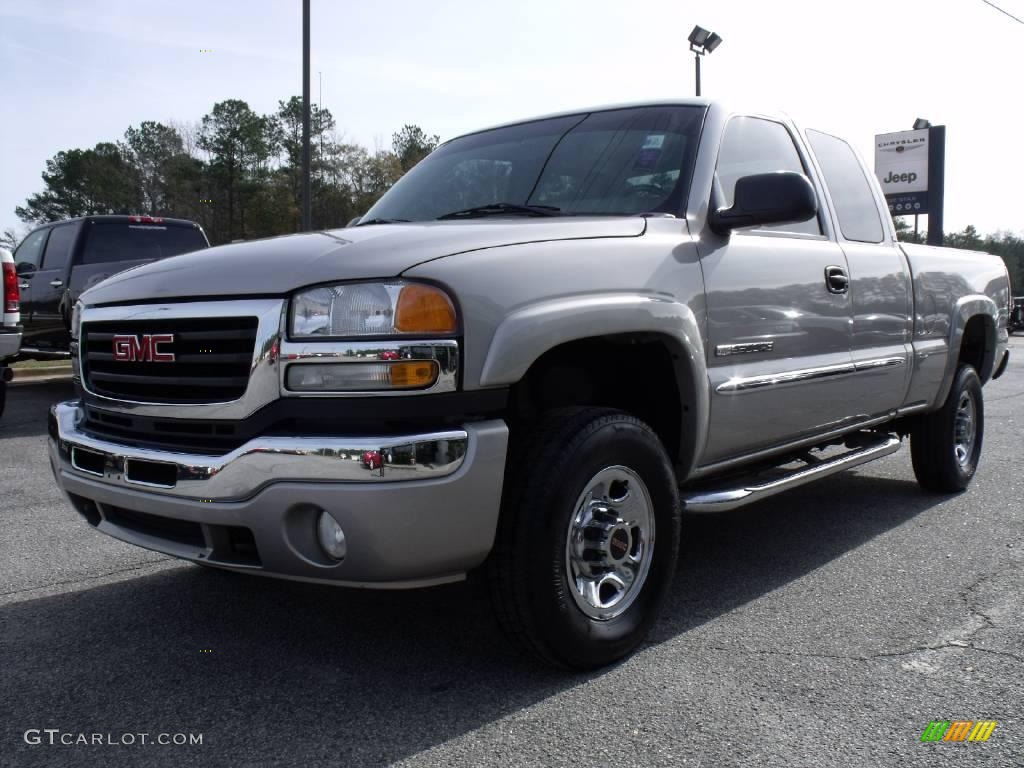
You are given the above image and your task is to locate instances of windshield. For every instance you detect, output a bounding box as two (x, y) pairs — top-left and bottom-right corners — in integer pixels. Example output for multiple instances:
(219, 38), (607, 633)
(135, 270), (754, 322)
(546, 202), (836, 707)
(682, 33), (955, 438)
(362, 105), (706, 222)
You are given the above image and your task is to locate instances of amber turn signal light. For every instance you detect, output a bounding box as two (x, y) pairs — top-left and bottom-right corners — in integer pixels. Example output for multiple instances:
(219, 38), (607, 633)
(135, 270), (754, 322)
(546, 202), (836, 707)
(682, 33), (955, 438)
(389, 361), (439, 388)
(395, 284), (456, 333)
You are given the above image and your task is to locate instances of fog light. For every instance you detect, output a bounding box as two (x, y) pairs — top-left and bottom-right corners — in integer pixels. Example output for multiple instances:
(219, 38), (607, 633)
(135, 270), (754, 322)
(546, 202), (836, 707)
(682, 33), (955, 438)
(317, 511), (347, 561)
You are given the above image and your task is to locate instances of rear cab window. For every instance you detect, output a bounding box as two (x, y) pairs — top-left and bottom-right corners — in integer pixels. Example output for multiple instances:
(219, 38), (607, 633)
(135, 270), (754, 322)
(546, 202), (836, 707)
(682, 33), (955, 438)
(806, 130), (885, 243)
(41, 223), (79, 272)
(80, 222), (208, 264)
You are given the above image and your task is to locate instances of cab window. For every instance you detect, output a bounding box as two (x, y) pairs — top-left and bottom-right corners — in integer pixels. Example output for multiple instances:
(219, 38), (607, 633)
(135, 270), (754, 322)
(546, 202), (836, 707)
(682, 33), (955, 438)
(40, 224), (77, 272)
(806, 129), (885, 243)
(715, 117), (822, 236)
(13, 228), (48, 273)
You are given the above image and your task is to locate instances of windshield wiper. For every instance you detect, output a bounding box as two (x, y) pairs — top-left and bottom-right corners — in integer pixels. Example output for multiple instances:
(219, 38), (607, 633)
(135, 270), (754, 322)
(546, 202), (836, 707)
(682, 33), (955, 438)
(356, 217), (410, 226)
(436, 203), (561, 220)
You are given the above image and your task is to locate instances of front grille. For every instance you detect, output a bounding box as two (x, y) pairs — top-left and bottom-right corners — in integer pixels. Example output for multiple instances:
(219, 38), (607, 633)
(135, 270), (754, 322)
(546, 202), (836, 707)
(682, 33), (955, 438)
(82, 407), (245, 454)
(82, 317), (258, 404)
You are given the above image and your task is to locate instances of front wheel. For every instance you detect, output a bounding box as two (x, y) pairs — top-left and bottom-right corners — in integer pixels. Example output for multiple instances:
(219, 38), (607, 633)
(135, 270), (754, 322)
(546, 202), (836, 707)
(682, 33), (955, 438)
(911, 365), (984, 493)
(486, 408), (681, 668)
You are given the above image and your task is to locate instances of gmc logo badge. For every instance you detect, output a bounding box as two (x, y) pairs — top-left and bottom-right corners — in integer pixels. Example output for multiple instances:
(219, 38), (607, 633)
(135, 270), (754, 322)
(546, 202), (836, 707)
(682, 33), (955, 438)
(112, 334), (175, 362)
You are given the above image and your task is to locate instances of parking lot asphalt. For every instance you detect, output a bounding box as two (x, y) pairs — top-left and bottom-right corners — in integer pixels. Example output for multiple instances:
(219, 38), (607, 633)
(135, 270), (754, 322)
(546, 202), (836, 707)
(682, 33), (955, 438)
(1, 338), (1021, 768)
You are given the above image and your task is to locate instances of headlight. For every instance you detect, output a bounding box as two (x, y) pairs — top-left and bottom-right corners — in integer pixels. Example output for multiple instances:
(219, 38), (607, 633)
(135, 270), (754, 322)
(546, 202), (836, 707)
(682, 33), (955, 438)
(290, 280), (456, 338)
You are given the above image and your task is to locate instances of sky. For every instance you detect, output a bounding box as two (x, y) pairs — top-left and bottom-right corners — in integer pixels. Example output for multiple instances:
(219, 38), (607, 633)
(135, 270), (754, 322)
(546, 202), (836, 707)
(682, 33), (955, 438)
(1, 0), (1022, 239)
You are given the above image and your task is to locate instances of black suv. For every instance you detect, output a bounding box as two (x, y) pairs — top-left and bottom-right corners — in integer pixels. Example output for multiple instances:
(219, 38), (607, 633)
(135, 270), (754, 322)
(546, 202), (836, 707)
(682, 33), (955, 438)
(1011, 296), (1024, 335)
(12, 215), (209, 358)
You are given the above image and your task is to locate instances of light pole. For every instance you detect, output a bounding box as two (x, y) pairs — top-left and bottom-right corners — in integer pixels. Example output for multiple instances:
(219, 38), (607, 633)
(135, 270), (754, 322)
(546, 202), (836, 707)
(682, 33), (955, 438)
(301, 0), (312, 232)
(688, 25), (722, 97)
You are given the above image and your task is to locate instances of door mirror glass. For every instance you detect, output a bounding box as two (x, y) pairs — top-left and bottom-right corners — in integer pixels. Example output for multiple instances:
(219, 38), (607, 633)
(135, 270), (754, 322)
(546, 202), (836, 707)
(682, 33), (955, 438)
(709, 171), (818, 235)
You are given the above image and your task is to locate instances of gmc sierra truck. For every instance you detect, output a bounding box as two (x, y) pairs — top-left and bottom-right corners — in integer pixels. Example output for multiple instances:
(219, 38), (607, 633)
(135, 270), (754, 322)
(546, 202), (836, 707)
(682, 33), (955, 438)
(48, 100), (1011, 668)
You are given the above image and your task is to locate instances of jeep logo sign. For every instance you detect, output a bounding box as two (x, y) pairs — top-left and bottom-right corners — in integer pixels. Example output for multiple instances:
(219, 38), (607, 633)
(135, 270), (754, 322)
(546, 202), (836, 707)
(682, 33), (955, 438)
(112, 334), (175, 362)
(875, 127), (932, 214)
(883, 171), (918, 185)
(874, 128), (929, 195)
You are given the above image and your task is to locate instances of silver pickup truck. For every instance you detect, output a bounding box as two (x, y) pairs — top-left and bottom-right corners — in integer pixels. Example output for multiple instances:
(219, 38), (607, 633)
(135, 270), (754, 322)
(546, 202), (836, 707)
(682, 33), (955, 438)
(48, 100), (1011, 668)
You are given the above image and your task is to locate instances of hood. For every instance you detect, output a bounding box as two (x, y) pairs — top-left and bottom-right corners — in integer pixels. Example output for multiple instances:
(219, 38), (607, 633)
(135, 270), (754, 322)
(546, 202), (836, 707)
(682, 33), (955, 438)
(81, 217), (647, 305)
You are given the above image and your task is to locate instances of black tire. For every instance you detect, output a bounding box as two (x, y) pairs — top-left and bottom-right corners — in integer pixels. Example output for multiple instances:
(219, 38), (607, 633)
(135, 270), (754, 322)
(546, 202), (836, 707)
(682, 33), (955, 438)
(486, 407), (681, 669)
(0, 378), (6, 419)
(911, 365), (984, 493)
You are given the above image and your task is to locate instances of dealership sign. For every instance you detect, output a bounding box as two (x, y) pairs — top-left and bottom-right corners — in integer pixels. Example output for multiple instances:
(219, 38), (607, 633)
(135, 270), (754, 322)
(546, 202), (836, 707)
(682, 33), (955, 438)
(874, 128), (930, 214)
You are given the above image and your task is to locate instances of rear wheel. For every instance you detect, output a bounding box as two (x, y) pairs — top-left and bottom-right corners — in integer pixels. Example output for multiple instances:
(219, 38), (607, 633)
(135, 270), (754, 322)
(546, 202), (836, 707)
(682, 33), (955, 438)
(487, 407), (681, 668)
(0, 376), (7, 419)
(911, 365), (984, 493)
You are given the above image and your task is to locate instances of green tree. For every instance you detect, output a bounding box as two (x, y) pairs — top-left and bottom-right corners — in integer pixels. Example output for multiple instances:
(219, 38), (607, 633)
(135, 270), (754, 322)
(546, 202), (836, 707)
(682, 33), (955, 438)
(392, 124), (439, 172)
(13, 95), (440, 242)
(1, 228), (20, 251)
(122, 121), (186, 215)
(944, 224), (983, 251)
(16, 143), (140, 223)
(198, 99), (277, 241)
(892, 217), (924, 244)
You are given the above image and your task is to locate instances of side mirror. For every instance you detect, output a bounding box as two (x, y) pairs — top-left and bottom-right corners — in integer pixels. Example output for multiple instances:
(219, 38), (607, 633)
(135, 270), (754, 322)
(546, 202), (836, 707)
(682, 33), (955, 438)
(709, 171), (817, 235)
(15, 261), (36, 276)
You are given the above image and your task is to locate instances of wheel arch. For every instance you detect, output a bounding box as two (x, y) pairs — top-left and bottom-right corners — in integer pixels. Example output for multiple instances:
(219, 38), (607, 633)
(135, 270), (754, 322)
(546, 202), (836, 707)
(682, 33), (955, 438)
(479, 293), (708, 476)
(932, 295), (1000, 408)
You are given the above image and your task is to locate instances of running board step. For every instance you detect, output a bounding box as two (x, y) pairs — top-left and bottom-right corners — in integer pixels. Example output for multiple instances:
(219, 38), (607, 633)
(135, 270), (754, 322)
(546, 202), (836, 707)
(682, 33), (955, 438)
(683, 435), (902, 513)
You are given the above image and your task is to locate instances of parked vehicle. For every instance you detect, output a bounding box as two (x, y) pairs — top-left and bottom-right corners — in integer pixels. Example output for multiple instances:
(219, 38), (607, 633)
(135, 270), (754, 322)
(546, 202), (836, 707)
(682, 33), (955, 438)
(1010, 296), (1024, 334)
(1, 247), (22, 417)
(47, 101), (1011, 668)
(12, 215), (208, 359)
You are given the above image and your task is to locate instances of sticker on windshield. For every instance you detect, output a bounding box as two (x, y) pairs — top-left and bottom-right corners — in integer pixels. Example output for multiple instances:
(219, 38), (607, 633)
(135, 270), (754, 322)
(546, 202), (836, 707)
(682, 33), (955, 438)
(635, 134), (665, 170)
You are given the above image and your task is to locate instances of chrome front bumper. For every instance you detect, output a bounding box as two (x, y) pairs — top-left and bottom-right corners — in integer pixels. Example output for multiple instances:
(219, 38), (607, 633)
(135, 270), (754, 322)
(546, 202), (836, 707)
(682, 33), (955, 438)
(50, 401), (470, 500)
(48, 400), (509, 587)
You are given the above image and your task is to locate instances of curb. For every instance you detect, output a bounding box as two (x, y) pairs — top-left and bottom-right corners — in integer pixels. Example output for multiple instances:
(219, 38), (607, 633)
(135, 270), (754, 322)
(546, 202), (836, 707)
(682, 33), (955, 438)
(10, 366), (73, 383)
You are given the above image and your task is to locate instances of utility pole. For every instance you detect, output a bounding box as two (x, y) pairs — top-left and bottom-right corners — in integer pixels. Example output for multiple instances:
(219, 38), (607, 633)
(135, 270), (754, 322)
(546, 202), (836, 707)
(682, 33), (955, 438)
(301, 0), (312, 231)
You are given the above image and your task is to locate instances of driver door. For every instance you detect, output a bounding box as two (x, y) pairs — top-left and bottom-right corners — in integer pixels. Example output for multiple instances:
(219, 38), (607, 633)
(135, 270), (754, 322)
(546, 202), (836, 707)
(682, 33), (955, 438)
(698, 116), (854, 466)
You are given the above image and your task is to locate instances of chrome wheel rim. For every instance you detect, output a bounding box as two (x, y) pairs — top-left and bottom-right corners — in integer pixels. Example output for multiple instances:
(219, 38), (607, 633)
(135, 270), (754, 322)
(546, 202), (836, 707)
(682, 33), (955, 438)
(953, 390), (977, 467)
(565, 465), (655, 621)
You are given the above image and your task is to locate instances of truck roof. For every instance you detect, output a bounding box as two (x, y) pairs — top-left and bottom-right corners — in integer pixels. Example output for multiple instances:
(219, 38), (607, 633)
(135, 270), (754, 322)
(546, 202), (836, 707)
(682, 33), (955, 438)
(26, 214), (203, 232)
(449, 98), (717, 142)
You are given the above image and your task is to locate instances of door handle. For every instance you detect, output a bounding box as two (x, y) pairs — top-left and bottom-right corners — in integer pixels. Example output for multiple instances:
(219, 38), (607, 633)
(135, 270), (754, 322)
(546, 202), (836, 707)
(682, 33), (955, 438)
(49, 279), (64, 288)
(19, 281), (29, 290)
(825, 266), (849, 294)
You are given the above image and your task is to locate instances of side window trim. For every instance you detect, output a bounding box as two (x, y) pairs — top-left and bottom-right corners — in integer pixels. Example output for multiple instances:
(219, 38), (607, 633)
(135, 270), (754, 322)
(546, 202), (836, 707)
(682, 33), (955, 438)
(713, 114), (825, 238)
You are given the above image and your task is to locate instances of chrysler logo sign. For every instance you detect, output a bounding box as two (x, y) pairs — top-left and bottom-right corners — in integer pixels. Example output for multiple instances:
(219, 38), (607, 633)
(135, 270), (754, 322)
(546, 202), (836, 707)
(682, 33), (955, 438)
(112, 334), (175, 362)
